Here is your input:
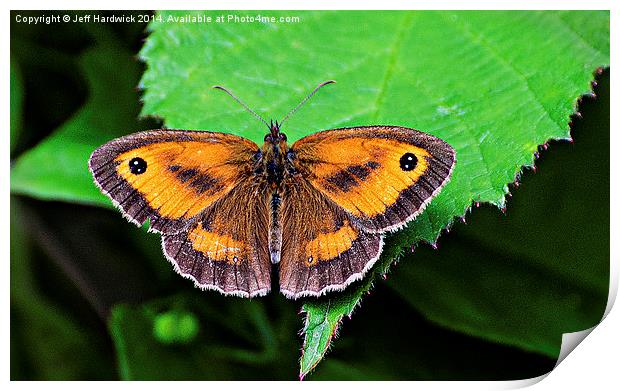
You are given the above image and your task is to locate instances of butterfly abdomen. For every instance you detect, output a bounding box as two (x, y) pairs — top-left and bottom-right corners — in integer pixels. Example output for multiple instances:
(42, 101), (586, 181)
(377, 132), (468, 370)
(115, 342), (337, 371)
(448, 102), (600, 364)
(268, 192), (283, 264)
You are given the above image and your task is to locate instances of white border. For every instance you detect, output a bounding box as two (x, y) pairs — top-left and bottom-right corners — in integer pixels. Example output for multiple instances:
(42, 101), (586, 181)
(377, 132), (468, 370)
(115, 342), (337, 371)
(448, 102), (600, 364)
(4, 1), (617, 388)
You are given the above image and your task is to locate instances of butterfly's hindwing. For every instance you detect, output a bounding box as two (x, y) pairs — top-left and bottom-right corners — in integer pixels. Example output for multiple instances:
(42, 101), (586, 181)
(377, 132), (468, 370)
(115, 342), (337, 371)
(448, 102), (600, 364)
(278, 178), (383, 299)
(162, 179), (271, 297)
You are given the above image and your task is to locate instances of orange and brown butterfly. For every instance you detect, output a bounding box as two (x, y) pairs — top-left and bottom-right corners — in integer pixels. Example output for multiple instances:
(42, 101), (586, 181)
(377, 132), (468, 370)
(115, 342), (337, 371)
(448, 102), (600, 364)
(88, 81), (456, 299)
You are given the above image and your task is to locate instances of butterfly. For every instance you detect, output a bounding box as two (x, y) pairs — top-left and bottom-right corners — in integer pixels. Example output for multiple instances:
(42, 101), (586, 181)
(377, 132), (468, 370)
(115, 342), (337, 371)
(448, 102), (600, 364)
(88, 81), (456, 299)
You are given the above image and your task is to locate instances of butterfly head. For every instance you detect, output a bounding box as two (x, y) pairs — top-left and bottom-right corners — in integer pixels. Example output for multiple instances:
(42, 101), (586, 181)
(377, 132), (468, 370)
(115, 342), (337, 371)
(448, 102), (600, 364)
(264, 120), (288, 144)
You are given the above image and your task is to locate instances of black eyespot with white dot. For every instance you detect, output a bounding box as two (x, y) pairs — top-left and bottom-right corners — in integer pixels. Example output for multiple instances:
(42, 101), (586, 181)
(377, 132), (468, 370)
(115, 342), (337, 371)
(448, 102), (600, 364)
(129, 157), (147, 175)
(399, 153), (418, 171)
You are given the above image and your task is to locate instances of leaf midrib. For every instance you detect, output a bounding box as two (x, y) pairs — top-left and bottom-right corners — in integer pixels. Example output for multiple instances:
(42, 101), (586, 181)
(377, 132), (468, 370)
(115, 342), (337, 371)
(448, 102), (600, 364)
(371, 13), (414, 122)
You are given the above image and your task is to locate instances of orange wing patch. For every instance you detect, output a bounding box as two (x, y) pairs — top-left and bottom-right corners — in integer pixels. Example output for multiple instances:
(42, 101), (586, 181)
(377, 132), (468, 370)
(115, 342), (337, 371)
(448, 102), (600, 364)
(188, 222), (247, 263)
(305, 219), (358, 266)
(114, 141), (247, 219)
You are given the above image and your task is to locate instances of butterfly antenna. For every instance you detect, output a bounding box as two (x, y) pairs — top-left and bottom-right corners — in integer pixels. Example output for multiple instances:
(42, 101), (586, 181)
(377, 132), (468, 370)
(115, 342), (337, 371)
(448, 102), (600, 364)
(212, 85), (270, 129)
(279, 80), (336, 127)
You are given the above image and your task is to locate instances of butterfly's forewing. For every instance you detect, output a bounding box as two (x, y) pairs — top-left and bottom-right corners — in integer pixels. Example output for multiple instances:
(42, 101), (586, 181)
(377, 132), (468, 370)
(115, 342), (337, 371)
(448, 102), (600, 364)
(89, 129), (259, 234)
(279, 179), (382, 299)
(89, 129), (272, 297)
(290, 126), (456, 233)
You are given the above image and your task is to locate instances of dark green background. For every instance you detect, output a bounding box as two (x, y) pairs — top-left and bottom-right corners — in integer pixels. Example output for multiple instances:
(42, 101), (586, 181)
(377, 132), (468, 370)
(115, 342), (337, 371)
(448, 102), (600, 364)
(10, 11), (609, 380)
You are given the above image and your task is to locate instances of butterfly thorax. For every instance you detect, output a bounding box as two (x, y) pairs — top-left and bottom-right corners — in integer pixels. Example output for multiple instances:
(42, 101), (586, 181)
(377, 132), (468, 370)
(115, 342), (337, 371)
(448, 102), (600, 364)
(259, 121), (295, 190)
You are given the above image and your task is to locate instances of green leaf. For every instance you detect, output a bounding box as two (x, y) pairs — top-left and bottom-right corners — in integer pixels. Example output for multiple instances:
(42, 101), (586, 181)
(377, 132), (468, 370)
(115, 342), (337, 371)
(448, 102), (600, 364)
(138, 11), (609, 377)
(153, 310), (200, 345)
(10, 41), (147, 206)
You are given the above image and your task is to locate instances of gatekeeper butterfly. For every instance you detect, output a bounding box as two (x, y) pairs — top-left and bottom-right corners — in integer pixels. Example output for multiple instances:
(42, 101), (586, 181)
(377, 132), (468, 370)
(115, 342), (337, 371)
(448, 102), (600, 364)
(89, 81), (456, 299)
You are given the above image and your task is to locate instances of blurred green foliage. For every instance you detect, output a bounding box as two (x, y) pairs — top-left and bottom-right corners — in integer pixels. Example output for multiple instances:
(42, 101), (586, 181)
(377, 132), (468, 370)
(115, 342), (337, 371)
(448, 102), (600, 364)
(152, 309), (200, 345)
(10, 10), (609, 380)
